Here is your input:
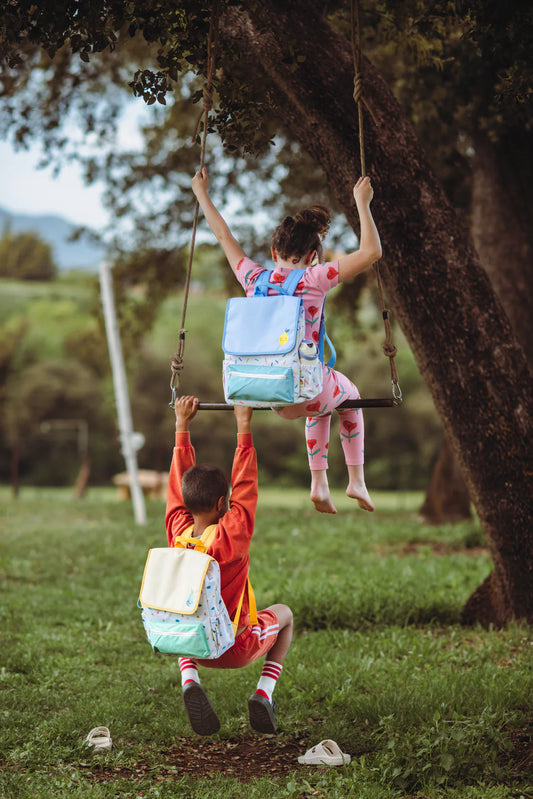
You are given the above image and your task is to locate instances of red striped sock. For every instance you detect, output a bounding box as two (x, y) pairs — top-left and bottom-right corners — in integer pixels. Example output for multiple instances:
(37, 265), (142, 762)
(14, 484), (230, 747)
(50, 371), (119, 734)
(179, 658), (200, 687)
(255, 660), (283, 701)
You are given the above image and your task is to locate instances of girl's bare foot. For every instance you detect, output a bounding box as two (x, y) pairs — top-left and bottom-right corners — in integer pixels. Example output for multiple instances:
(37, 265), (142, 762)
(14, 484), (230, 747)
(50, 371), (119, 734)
(311, 493), (338, 514)
(347, 464), (375, 512)
(310, 470), (337, 514)
(346, 483), (375, 512)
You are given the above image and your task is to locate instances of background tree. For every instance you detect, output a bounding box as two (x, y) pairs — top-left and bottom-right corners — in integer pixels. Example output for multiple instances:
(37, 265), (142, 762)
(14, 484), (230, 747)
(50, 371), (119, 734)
(0, 316), (27, 491)
(0, 227), (57, 280)
(0, 0), (532, 625)
(3, 358), (118, 488)
(418, 435), (471, 525)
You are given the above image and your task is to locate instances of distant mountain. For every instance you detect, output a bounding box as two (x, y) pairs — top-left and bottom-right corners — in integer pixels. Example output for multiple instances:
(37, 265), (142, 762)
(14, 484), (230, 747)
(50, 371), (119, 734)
(0, 206), (106, 271)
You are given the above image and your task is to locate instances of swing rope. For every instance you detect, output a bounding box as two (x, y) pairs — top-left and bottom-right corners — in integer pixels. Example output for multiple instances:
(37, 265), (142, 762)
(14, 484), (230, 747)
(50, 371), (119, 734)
(169, 0), (221, 408)
(350, 0), (402, 404)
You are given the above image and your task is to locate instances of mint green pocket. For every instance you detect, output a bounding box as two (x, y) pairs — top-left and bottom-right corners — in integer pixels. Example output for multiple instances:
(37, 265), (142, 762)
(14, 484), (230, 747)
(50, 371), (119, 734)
(226, 364), (294, 403)
(146, 621), (210, 658)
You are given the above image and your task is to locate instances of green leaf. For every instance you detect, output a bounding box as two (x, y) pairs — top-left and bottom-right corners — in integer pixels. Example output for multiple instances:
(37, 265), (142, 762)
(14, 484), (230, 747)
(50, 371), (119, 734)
(440, 753), (455, 771)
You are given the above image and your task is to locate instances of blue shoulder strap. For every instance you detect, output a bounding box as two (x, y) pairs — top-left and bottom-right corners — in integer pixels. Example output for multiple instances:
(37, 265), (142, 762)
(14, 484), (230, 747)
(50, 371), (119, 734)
(323, 330), (337, 368)
(277, 268), (306, 296)
(318, 308), (336, 368)
(253, 268), (306, 297)
(253, 270), (272, 297)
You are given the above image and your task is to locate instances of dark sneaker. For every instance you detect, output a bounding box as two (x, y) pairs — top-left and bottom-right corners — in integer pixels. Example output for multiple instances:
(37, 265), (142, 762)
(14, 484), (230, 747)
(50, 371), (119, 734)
(182, 683), (220, 736)
(248, 693), (277, 734)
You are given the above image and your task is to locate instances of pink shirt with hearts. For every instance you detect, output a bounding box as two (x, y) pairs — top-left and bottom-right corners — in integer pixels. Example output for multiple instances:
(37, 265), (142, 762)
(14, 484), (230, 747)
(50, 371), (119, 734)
(235, 257), (340, 347)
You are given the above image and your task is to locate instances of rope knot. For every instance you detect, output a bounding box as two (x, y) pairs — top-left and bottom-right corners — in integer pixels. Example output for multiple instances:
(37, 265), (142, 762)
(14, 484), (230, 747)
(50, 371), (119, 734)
(192, 84), (214, 141)
(170, 355), (184, 375)
(382, 342), (398, 359)
(353, 71), (379, 127)
(170, 329), (187, 376)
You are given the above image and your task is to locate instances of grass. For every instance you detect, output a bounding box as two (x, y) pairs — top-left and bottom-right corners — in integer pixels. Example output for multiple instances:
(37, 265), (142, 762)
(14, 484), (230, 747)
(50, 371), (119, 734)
(0, 486), (532, 798)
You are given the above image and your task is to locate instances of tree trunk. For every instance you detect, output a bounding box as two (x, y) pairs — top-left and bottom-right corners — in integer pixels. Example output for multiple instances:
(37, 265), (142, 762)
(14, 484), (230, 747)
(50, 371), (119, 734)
(223, 0), (533, 626)
(421, 128), (533, 529)
(73, 455), (91, 499)
(10, 438), (20, 499)
(471, 131), (533, 373)
(419, 436), (471, 525)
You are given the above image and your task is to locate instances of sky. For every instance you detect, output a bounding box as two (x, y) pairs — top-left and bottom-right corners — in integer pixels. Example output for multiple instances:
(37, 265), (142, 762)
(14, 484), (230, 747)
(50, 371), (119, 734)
(0, 101), (150, 231)
(0, 140), (109, 229)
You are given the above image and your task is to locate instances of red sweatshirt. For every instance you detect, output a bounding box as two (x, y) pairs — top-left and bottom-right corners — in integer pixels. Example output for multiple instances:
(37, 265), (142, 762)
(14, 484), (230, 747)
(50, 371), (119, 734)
(165, 431), (257, 627)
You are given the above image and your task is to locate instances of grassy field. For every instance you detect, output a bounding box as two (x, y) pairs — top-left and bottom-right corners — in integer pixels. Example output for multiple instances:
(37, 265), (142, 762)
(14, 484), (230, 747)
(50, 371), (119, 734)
(1, 487), (532, 798)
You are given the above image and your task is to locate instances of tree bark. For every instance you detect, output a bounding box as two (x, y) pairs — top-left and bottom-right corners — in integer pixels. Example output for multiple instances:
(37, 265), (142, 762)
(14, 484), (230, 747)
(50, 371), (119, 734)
(421, 128), (533, 529)
(223, 0), (533, 626)
(471, 131), (533, 373)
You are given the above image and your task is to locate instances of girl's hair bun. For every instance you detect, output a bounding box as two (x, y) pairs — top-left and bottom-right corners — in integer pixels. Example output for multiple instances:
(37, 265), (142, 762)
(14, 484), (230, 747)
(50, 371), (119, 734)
(272, 203), (331, 261)
(294, 204), (331, 239)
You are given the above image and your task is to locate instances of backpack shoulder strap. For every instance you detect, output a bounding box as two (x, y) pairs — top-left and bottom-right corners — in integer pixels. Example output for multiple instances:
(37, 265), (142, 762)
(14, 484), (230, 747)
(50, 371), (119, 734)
(172, 524), (196, 549)
(324, 330), (337, 368)
(317, 301), (337, 368)
(232, 576), (257, 633)
(173, 523), (218, 553)
(200, 523), (218, 551)
(253, 270), (272, 297)
(277, 268), (306, 296)
(253, 268), (306, 297)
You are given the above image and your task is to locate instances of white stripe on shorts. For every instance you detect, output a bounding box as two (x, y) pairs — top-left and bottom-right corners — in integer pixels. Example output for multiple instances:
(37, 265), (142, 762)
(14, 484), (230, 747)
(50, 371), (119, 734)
(251, 623), (279, 641)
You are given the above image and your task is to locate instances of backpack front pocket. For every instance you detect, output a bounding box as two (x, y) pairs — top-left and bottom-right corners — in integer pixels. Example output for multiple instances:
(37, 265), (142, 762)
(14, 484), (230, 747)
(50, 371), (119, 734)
(143, 619), (211, 658)
(225, 363), (295, 404)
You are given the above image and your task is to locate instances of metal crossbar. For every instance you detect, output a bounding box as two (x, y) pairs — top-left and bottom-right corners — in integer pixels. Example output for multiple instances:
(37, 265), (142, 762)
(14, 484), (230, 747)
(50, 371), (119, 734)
(196, 398), (400, 410)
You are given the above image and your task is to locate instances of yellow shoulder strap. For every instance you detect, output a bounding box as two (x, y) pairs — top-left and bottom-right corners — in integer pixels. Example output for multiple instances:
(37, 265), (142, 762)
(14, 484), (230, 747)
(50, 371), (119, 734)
(247, 577), (258, 625)
(232, 576), (258, 633)
(173, 523), (218, 553)
(200, 523), (218, 550)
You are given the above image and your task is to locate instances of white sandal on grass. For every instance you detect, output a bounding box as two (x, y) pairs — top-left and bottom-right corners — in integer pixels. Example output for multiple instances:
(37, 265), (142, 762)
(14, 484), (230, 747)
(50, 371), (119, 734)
(298, 739), (351, 766)
(85, 726), (113, 753)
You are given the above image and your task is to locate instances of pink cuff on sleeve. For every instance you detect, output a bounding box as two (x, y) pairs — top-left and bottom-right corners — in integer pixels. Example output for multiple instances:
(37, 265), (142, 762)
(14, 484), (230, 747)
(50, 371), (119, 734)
(174, 431), (192, 446)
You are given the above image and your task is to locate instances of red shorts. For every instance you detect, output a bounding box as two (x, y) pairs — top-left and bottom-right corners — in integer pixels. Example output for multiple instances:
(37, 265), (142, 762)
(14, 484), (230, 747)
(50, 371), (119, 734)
(196, 609), (279, 669)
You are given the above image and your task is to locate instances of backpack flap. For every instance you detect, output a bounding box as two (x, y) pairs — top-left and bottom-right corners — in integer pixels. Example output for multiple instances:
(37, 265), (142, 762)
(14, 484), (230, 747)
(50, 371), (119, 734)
(223, 295), (302, 356)
(139, 547), (214, 614)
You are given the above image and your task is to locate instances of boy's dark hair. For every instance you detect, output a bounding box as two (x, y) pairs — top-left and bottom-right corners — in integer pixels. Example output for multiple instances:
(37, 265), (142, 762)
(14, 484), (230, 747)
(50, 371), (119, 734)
(272, 204), (331, 261)
(181, 464), (230, 513)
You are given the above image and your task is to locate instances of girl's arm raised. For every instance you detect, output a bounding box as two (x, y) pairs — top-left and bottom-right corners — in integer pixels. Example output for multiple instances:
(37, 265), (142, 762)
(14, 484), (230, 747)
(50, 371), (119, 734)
(337, 177), (382, 283)
(191, 167), (246, 273)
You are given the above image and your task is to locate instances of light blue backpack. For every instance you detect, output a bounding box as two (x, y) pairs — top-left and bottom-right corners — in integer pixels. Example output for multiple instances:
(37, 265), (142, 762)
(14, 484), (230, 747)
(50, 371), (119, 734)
(222, 269), (336, 407)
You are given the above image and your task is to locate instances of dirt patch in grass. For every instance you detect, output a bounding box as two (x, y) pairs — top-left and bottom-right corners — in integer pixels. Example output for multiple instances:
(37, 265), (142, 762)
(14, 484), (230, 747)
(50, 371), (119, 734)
(376, 540), (489, 557)
(86, 734), (308, 783)
(506, 727), (533, 779)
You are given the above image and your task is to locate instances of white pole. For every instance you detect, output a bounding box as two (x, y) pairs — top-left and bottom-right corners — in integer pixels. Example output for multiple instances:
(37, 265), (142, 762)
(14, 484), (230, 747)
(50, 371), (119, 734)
(99, 261), (147, 526)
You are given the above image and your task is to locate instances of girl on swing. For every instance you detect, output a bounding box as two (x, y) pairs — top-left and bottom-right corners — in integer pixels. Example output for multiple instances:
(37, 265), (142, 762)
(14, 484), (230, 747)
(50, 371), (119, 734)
(192, 167), (381, 514)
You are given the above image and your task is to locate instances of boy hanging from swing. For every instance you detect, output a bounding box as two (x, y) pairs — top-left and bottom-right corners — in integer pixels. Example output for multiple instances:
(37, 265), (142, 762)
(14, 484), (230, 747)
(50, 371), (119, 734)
(191, 167), (382, 514)
(166, 395), (293, 736)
